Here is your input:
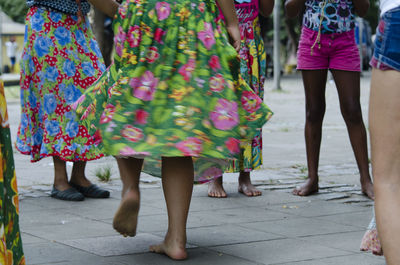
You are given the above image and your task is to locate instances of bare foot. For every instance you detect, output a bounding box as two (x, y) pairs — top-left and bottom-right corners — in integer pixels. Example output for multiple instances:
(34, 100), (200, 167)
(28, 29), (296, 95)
(208, 177), (227, 198)
(361, 179), (375, 200)
(113, 189), (139, 237)
(149, 239), (187, 260)
(238, 173), (262, 197)
(292, 178), (319, 196)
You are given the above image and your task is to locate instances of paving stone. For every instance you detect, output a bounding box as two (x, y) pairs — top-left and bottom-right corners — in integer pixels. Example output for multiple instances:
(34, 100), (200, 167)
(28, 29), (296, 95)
(316, 193), (351, 201)
(20, 233), (47, 244)
(59, 233), (195, 256)
(22, 219), (117, 241)
(301, 231), (370, 253)
(276, 253), (385, 265)
(211, 238), (351, 264)
(20, 208), (85, 228)
(117, 248), (260, 265)
(340, 197), (372, 204)
(319, 183), (352, 189)
(330, 186), (359, 192)
(24, 242), (98, 265)
(266, 200), (366, 217)
(241, 216), (362, 238)
(257, 184), (297, 190)
(188, 207), (291, 227)
(180, 224), (283, 247)
(232, 190), (310, 207)
(316, 210), (372, 228)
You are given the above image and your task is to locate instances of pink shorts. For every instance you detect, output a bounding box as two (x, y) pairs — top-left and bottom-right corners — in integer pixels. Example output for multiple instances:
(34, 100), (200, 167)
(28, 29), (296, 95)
(297, 27), (361, 72)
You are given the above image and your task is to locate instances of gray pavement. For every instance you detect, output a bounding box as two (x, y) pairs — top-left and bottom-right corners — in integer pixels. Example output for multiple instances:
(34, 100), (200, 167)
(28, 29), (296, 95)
(5, 72), (386, 264)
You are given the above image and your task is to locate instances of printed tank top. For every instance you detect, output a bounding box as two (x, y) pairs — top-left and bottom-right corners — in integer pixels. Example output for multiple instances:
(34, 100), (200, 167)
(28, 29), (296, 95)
(302, 0), (355, 34)
(218, 0), (259, 23)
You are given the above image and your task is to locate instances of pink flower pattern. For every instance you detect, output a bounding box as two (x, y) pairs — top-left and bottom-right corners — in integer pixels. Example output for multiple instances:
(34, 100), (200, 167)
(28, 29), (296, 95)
(198, 22), (215, 50)
(156, 2), (171, 21)
(176, 137), (203, 156)
(210, 99), (239, 130)
(130, 71), (159, 101)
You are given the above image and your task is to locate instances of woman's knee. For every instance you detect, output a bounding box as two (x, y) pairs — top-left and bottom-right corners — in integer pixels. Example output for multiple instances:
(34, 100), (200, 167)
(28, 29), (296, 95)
(306, 106), (325, 123)
(341, 104), (363, 124)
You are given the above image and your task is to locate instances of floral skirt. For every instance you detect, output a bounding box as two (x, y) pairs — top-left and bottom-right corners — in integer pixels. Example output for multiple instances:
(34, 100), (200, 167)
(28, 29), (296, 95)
(0, 80), (25, 265)
(16, 7), (105, 162)
(74, 0), (273, 182)
(225, 17), (266, 173)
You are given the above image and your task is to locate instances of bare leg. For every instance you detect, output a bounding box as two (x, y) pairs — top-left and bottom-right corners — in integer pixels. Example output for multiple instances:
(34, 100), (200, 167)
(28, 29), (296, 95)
(238, 171), (262, 196)
(293, 69), (328, 196)
(208, 176), (227, 198)
(370, 69), (400, 264)
(331, 69), (374, 200)
(150, 156), (194, 260)
(53, 156), (70, 191)
(70, 161), (92, 187)
(113, 157), (143, 237)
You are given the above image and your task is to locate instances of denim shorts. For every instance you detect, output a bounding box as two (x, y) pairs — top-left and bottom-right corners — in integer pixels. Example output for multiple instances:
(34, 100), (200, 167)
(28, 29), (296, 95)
(371, 6), (400, 71)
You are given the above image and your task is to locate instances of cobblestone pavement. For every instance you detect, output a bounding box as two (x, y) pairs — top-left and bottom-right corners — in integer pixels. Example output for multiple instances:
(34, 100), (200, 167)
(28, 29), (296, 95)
(6, 72), (386, 264)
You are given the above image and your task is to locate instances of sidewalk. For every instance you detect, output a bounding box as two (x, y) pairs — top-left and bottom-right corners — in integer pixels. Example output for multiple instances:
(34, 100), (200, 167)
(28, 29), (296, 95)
(10, 73), (386, 265)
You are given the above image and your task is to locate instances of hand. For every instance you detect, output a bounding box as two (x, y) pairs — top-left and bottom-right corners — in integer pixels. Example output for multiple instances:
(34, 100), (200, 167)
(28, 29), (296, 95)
(226, 24), (241, 51)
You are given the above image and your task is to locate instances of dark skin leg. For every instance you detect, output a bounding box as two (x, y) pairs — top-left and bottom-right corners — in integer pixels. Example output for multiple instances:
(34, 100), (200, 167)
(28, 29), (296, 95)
(53, 157), (93, 191)
(70, 161), (92, 187)
(238, 171), (262, 196)
(53, 156), (70, 191)
(208, 172), (262, 198)
(208, 176), (227, 198)
(331, 69), (374, 200)
(113, 157), (143, 237)
(293, 69), (327, 196)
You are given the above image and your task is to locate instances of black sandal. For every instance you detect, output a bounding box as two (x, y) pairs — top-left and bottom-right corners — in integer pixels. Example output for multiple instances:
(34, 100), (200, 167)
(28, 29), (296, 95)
(51, 186), (85, 201)
(70, 183), (110, 198)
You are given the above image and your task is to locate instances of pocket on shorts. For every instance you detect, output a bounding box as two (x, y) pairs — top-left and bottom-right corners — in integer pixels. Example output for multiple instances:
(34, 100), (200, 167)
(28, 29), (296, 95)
(381, 9), (400, 65)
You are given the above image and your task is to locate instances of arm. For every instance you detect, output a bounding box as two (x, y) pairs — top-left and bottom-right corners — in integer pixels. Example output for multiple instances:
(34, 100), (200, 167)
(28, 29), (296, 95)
(259, 0), (274, 17)
(216, 0), (241, 51)
(87, 0), (120, 18)
(352, 0), (369, 17)
(284, 0), (306, 18)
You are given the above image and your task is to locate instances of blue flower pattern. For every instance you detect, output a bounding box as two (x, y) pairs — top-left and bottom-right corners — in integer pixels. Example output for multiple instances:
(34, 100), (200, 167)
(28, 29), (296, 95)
(49, 12), (62, 23)
(63, 60), (76, 77)
(61, 84), (82, 105)
(82, 62), (95, 77)
(66, 120), (79, 137)
(45, 67), (59, 82)
(34, 36), (51, 57)
(30, 11), (44, 31)
(43, 94), (57, 114)
(54, 27), (71, 46)
(45, 120), (60, 136)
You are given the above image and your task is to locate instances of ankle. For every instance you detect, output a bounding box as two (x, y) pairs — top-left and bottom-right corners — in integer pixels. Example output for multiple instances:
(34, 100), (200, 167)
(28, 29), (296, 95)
(306, 175), (319, 183)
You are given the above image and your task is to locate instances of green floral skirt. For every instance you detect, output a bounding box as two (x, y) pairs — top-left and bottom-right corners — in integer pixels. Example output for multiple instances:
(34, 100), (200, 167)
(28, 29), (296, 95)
(74, 0), (273, 182)
(0, 80), (25, 265)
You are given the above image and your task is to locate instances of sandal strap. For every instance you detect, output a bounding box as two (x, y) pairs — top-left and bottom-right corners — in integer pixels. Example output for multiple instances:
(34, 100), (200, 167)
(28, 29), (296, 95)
(70, 183), (110, 198)
(51, 187), (85, 201)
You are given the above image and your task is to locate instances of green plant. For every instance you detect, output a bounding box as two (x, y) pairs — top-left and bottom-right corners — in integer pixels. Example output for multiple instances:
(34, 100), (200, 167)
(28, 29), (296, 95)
(95, 165), (112, 182)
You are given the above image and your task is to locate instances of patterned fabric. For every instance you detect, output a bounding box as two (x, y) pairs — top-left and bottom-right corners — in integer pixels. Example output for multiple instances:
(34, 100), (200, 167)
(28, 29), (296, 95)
(225, 1), (266, 173)
(303, 0), (355, 34)
(0, 80), (25, 265)
(16, 7), (105, 162)
(26, 0), (90, 15)
(360, 211), (383, 255)
(218, 0), (259, 23)
(74, 0), (273, 182)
